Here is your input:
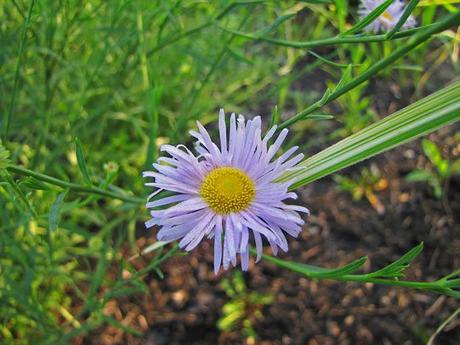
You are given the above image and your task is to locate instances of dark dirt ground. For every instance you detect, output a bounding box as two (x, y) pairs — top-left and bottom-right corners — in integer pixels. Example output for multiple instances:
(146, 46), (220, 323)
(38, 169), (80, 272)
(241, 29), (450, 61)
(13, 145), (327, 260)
(77, 127), (460, 345)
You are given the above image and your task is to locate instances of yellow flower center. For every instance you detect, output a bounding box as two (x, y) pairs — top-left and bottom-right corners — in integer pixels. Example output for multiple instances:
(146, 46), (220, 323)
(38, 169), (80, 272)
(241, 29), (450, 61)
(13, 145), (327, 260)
(381, 10), (394, 21)
(199, 167), (256, 215)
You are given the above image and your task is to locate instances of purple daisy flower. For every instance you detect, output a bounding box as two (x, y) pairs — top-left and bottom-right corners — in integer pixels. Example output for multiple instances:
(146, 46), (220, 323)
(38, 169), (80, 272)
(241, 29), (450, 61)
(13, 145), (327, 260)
(358, 0), (416, 33)
(143, 109), (309, 274)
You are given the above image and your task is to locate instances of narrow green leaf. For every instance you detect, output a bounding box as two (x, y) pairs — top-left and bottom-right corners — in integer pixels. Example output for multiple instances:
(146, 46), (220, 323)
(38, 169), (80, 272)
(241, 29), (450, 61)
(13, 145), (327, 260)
(19, 176), (52, 190)
(278, 80), (460, 189)
(308, 51), (360, 68)
(406, 169), (434, 182)
(49, 191), (67, 232)
(141, 241), (168, 255)
(258, 251), (367, 279)
(386, 0), (420, 39)
(340, 0), (394, 36)
(305, 114), (335, 120)
(0, 143), (11, 169)
(422, 139), (444, 168)
(75, 138), (92, 185)
(270, 105), (280, 126)
(259, 12), (297, 35)
(333, 64), (353, 92)
(2, 0), (35, 141)
(367, 242), (424, 278)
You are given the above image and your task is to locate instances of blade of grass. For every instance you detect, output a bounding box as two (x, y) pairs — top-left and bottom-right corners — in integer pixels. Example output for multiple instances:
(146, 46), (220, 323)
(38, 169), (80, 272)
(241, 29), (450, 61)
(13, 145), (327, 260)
(385, 0), (420, 39)
(340, 0), (394, 36)
(2, 0), (35, 142)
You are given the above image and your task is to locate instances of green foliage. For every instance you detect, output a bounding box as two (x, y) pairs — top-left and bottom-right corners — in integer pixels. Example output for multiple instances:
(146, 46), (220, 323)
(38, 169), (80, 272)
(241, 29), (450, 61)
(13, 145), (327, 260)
(406, 138), (460, 198)
(0, 143), (11, 169)
(218, 271), (273, 342)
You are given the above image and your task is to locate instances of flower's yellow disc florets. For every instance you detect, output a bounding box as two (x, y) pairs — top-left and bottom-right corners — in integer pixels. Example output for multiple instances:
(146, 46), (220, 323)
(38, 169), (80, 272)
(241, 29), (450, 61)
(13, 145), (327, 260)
(382, 11), (394, 21)
(200, 167), (256, 215)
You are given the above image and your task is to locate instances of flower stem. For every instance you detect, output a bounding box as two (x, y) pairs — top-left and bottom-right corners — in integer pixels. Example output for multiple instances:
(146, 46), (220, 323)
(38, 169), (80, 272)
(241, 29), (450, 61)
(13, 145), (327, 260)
(7, 165), (143, 204)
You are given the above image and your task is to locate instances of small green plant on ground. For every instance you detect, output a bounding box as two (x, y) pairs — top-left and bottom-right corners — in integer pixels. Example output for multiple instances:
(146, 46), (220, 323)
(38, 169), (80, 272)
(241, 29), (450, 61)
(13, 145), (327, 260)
(406, 138), (460, 198)
(218, 271), (273, 343)
(333, 164), (388, 214)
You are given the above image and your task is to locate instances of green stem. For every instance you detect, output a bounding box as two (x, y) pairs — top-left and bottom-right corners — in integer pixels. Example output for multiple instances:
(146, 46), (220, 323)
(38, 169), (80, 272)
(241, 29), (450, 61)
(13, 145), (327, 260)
(279, 11), (460, 129)
(7, 165), (143, 204)
(2, 0), (35, 142)
(218, 23), (436, 49)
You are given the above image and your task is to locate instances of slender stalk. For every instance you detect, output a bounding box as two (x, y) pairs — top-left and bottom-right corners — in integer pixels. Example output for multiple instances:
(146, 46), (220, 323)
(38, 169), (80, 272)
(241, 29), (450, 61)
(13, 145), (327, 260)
(7, 165), (143, 204)
(218, 23), (436, 49)
(385, 0), (420, 39)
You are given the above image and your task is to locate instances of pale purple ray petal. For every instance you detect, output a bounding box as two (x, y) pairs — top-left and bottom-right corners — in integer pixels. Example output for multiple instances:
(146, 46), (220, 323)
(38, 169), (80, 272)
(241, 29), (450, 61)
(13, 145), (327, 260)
(145, 218), (157, 228)
(225, 216), (238, 266)
(157, 209), (208, 226)
(164, 197), (207, 216)
(223, 236), (230, 270)
(253, 231), (263, 262)
(265, 128), (288, 163)
(219, 109), (228, 156)
(146, 194), (191, 209)
(241, 247), (249, 271)
(214, 215), (223, 274)
(178, 211), (214, 249)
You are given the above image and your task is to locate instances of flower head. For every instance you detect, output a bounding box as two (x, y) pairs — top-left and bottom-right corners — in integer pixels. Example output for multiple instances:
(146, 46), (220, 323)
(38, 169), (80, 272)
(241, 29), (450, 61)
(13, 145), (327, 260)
(358, 0), (416, 33)
(144, 109), (309, 273)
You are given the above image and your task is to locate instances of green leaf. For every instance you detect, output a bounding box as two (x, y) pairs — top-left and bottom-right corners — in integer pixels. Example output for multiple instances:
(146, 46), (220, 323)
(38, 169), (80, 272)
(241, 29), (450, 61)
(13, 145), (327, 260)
(333, 64), (353, 92)
(422, 139), (449, 177)
(49, 191), (68, 232)
(422, 139), (443, 166)
(141, 241), (168, 255)
(278, 81), (460, 189)
(308, 51), (360, 68)
(258, 12), (297, 36)
(0, 143), (10, 169)
(406, 169), (434, 182)
(340, 0), (394, 36)
(270, 105), (280, 126)
(75, 137), (92, 185)
(19, 176), (52, 190)
(258, 251), (367, 279)
(305, 114), (335, 120)
(366, 242), (424, 278)
(385, 0), (420, 39)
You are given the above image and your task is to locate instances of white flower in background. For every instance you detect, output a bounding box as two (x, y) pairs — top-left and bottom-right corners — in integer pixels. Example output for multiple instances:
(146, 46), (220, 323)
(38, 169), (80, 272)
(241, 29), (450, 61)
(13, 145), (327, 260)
(143, 109), (309, 274)
(359, 0), (417, 33)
